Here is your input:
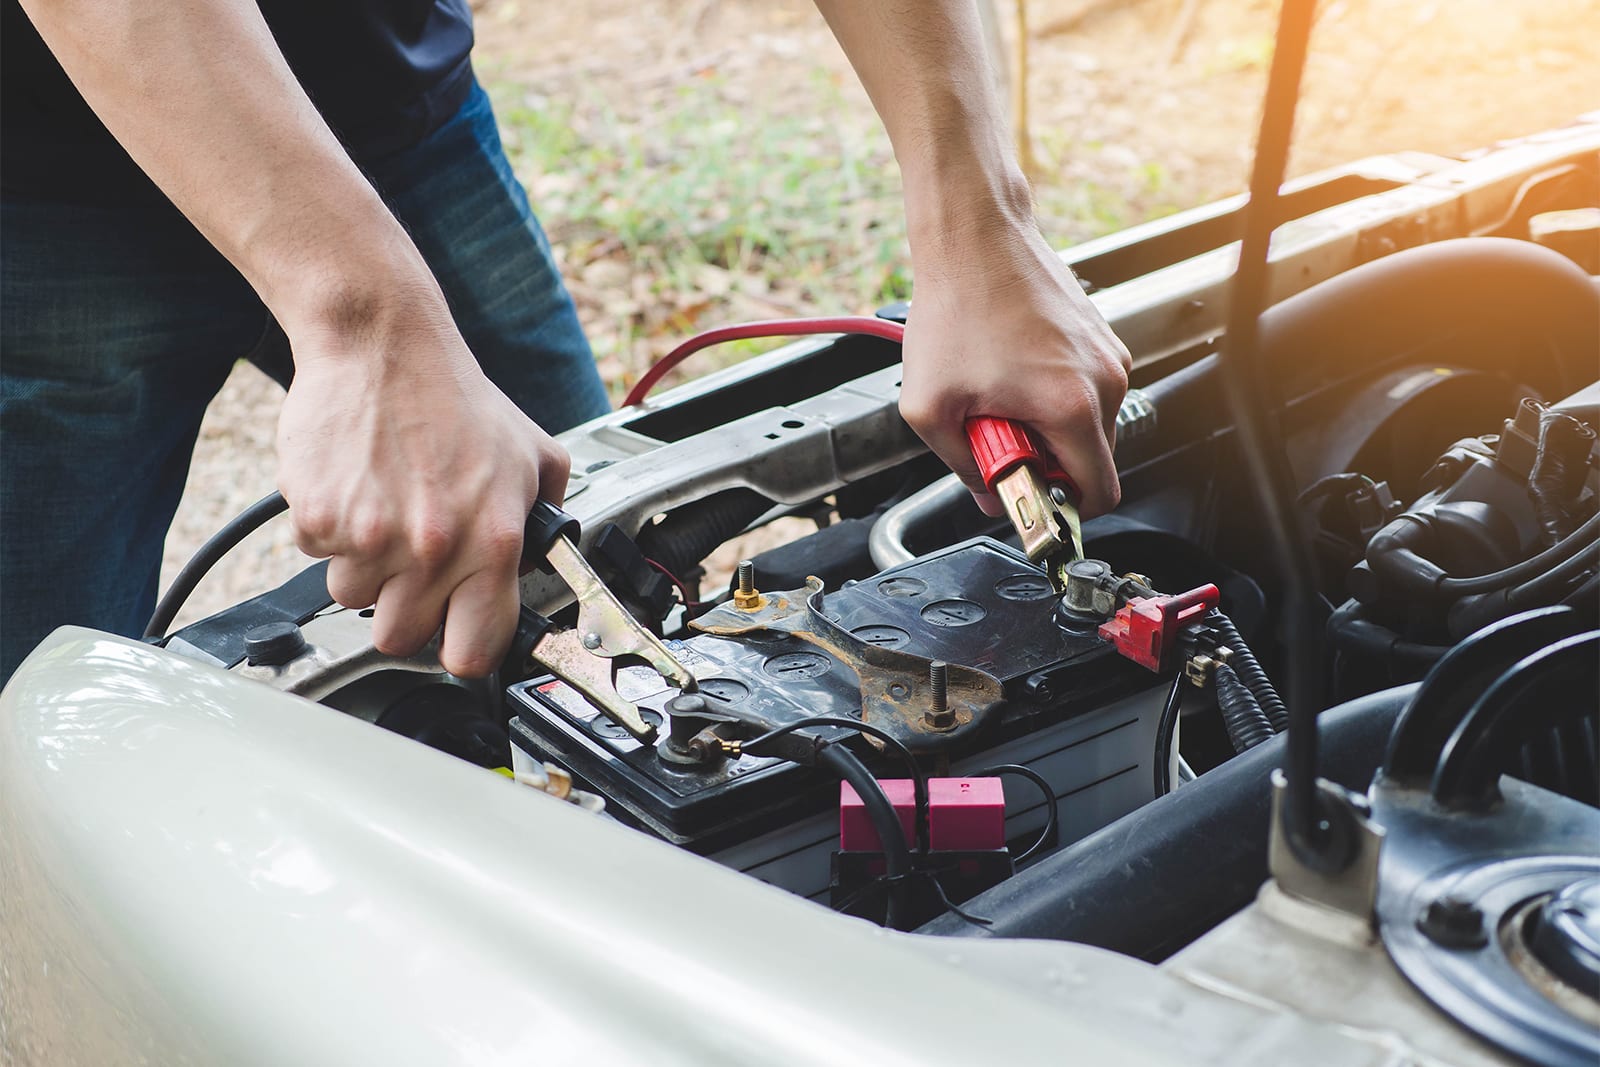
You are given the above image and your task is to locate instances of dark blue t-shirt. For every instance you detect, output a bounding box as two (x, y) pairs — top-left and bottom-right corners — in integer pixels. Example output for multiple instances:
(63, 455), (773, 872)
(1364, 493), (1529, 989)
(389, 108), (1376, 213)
(1, 0), (476, 197)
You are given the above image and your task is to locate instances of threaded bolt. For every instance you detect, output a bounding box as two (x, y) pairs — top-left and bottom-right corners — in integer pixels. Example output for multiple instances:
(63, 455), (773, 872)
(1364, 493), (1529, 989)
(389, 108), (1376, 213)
(733, 560), (763, 610)
(925, 660), (955, 729)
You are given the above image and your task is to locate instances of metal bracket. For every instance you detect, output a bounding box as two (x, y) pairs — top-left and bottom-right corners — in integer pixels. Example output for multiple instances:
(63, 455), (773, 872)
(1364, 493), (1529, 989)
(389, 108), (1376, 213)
(1268, 769), (1386, 922)
(691, 577), (1005, 752)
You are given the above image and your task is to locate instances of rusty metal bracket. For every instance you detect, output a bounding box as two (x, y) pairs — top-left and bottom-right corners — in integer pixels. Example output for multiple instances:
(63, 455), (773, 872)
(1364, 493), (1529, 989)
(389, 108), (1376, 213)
(691, 577), (1005, 752)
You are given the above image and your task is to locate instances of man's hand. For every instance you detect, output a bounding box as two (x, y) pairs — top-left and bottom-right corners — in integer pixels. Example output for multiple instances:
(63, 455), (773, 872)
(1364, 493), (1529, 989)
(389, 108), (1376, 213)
(899, 207), (1130, 518)
(277, 295), (569, 677)
(814, 0), (1131, 515)
(16, 0), (565, 674)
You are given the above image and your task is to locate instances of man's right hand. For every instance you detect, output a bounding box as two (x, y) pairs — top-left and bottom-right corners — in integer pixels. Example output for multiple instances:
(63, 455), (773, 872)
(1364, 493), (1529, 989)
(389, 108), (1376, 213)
(276, 292), (570, 678)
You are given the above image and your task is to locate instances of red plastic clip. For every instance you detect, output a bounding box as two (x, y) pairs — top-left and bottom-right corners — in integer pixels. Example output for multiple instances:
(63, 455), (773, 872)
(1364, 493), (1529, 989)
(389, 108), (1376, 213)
(964, 416), (1078, 498)
(1098, 584), (1220, 671)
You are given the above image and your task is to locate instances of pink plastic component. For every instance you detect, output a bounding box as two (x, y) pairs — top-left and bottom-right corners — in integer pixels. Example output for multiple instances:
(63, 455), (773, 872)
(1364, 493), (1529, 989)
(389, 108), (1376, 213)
(839, 777), (1007, 852)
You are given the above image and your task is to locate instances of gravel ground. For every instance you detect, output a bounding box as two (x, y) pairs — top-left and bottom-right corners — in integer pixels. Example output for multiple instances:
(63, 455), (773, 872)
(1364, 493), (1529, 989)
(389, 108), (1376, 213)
(159, 0), (1599, 627)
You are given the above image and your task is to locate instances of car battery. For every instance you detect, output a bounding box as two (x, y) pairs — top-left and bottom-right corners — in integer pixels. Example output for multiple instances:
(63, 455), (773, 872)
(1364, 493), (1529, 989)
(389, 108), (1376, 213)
(506, 537), (1170, 895)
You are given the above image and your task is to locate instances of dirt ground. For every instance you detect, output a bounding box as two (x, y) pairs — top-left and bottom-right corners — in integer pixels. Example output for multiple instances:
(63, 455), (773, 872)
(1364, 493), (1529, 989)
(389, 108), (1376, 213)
(161, 0), (1599, 627)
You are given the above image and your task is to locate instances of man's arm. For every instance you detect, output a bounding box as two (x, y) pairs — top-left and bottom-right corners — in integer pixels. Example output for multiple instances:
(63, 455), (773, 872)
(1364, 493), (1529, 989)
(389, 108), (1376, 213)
(18, 0), (563, 675)
(814, 1), (1131, 517)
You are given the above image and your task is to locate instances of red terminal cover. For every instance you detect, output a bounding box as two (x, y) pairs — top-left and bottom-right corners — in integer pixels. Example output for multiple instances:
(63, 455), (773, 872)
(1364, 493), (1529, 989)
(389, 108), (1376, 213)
(840, 777), (1007, 852)
(1098, 584), (1221, 671)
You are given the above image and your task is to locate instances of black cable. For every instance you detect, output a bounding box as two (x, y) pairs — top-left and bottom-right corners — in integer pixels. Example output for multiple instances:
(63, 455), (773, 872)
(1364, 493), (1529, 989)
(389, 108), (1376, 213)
(144, 490), (290, 640)
(971, 763), (1060, 863)
(741, 715), (929, 850)
(1215, 662), (1276, 753)
(1438, 511), (1599, 596)
(818, 744), (911, 930)
(1529, 409), (1595, 546)
(1296, 472), (1376, 505)
(1217, 0), (1326, 863)
(1562, 573), (1599, 612)
(1508, 540), (1600, 606)
(1212, 612), (1288, 733)
(1153, 673), (1187, 795)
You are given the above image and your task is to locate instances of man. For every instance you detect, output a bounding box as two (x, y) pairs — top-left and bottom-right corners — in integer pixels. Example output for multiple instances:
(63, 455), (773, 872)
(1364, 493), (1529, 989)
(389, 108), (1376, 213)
(0, 0), (1130, 683)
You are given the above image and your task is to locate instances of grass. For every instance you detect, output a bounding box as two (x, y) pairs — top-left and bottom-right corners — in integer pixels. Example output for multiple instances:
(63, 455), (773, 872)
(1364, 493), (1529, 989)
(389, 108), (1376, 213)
(490, 64), (1167, 397)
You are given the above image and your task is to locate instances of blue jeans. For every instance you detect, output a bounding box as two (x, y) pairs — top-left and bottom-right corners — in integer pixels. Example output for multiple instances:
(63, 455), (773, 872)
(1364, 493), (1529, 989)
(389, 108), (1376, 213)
(0, 78), (610, 682)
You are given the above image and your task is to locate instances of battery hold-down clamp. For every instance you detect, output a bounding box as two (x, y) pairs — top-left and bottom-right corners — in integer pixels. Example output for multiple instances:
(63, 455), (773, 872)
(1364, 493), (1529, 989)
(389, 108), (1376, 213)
(1098, 584), (1220, 671)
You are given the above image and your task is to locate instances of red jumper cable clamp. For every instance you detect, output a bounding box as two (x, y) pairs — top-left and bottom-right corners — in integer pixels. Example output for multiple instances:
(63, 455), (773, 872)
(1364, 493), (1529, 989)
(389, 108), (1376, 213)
(964, 416), (1084, 590)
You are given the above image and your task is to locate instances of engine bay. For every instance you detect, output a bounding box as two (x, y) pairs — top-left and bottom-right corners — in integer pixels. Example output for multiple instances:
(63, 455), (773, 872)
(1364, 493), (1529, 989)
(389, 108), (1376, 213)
(139, 119), (1600, 1063)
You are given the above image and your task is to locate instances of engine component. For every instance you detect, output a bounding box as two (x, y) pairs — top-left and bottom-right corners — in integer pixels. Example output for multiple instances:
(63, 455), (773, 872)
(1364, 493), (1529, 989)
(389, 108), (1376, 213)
(1097, 584), (1219, 671)
(1327, 386), (1600, 699)
(922, 683), (1418, 955)
(506, 537), (1173, 900)
(839, 777), (1006, 853)
(1260, 607), (1600, 1067)
(833, 776), (1015, 927)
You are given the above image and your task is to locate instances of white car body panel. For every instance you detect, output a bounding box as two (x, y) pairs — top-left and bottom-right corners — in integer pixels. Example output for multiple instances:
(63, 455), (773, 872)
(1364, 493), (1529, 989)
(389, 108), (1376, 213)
(2, 631), (1412, 1065)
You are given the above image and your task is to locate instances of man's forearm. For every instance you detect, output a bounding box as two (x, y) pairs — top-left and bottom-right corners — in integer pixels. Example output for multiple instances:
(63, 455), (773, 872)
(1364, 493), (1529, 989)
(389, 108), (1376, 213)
(19, 0), (579, 677)
(813, 0), (1131, 520)
(18, 0), (443, 343)
(812, 1), (1034, 266)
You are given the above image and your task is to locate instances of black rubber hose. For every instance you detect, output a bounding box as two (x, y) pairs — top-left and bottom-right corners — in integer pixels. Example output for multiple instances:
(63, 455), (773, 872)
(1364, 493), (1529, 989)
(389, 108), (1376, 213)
(919, 684), (1418, 959)
(818, 744), (912, 931)
(633, 488), (772, 583)
(145, 491), (290, 640)
(1216, 661), (1275, 753)
(1326, 599), (1450, 664)
(1212, 612), (1287, 732)
(1529, 409), (1596, 546)
(1260, 238), (1598, 404)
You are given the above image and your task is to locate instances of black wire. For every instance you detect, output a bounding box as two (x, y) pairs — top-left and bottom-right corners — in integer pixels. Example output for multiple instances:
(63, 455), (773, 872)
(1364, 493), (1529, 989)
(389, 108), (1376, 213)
(970, 763), (1059, 864)
(1440, 511), (1600, 596)
(818, 744), (912, 930)
(1152, 672), (1186, 796)
(1212, 612), (1288, 733)
(742, 715), (929, 851)
(144, 490), (289, 640)
(1508, 540), (1600, 606)
(1562, 573), (1599, 610)
(922, 870), (994, 928)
